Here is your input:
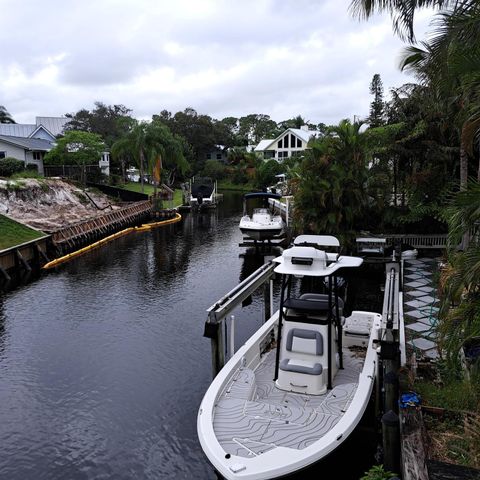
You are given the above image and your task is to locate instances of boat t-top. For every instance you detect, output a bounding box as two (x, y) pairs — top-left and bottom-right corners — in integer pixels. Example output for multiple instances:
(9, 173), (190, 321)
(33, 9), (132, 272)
(189, 177), (216, 208)
(198, 235), (381, 479)
(239, 192), (284, 241)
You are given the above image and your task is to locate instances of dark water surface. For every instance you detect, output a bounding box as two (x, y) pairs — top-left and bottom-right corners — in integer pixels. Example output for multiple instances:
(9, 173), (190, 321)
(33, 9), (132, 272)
(0, 192), (382, 479)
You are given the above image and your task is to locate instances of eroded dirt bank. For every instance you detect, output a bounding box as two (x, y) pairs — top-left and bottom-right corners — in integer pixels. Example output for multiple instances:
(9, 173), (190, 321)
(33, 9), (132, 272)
(0, 179), (123, 231)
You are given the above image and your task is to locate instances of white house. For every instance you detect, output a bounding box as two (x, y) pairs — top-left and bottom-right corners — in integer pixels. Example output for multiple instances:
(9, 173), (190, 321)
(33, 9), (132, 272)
(0, 135), (53, 175)
(254, 126), (317, 161)
(0, 116), (110, 176)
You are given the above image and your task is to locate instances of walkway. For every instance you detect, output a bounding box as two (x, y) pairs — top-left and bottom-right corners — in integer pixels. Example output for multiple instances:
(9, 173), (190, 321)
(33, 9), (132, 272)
(403, 258), (440, 360)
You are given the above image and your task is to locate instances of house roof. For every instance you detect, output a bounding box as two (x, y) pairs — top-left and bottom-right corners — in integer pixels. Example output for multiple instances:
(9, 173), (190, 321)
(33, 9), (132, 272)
(254, 127), (317, 152)
(288, 128), (317, 143)
(35, 117), (69, 137)
(254, 139), (274, 152)
(0, 116), (69, 140)
(0, 124), (36, 137)
(0, 135), (53, 151)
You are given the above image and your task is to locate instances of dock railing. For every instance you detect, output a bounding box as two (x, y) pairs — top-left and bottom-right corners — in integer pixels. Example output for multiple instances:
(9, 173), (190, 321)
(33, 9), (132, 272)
(386, 234), (448, 249)
(268, 196), (294, 226)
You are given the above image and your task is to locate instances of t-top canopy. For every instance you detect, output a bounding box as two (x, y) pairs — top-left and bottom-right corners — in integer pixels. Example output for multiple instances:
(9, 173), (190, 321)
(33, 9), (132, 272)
(273, 246), (363, 277)
(294, 234), (340, 248)
(244, 192), (282, 200)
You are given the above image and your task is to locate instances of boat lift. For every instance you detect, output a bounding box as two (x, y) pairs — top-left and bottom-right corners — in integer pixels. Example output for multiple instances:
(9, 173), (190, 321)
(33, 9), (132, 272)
(204, 261), (276, 378)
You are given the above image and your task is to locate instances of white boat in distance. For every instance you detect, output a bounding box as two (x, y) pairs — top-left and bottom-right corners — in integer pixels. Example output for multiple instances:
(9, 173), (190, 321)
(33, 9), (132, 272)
(239, 193), (284, 241)
(198, 235), (382, 480)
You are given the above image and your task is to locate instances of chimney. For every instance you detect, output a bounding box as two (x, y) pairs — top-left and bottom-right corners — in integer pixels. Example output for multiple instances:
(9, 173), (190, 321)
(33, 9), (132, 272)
(300, 125), (309, 131)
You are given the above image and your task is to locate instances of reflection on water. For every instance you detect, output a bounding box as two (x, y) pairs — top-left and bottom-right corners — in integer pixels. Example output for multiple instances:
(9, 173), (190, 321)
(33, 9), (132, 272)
(0, 192), (382, 479)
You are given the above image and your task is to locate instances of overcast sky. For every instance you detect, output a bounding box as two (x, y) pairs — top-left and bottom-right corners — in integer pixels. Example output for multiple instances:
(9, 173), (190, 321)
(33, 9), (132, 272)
(0, 0), (434, 125)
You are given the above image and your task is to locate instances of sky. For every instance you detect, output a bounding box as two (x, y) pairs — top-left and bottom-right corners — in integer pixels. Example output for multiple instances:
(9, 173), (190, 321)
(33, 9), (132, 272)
(0, 0), (434, 126)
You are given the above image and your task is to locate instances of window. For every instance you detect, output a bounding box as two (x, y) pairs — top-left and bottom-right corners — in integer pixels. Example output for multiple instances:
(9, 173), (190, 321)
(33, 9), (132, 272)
(291, 134), (296, 146)
(297, 138), (302, 148)
(206, 153), (211, 160)
(33, 151), (42, 160)
(216, 153), (222, 160)
(284, 135), (289, 148)
(278, 139), (283, 149)
(0, 151), (6, 159)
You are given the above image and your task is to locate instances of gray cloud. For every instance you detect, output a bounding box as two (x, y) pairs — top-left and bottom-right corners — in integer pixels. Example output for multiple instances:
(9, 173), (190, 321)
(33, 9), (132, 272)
(0, 0), (434, 125)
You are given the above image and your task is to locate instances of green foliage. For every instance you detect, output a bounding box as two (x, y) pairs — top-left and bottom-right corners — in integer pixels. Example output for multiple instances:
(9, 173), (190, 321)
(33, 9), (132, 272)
(255, 159), (283, 189)
(0, 105), (15, 124)
(43, 130), (105, 167)
(10, 170), (42, 180)
(202, 159), (226, 180)
(293, 119), (370, 240)
(64, 102), (134, 147)
(361, 465), (397, 480)
(0, 157), (24, 177)
(368, 73), (385, 128)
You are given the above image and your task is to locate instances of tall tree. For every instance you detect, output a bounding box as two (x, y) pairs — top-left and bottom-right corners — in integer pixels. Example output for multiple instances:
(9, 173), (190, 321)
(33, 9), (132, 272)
(399, 2), (480, 189)
(65, 102), (134, 146)
(368, 74), (385, 128)
(0, 106), (15, 124)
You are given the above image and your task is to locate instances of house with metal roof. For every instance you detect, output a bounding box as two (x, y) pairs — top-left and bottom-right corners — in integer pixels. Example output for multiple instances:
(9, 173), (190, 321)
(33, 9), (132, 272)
(0, 116), (110, 177)
(254, 126), (317, 161)
(0, 116), (69, 142)
(0, 135), (54, 175)
(0, 116), (70, 175)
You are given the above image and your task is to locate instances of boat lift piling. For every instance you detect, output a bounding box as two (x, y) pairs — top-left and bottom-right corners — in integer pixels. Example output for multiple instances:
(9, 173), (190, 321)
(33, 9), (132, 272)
(379, 261), (403, 474)
(204, 261), (277, 378)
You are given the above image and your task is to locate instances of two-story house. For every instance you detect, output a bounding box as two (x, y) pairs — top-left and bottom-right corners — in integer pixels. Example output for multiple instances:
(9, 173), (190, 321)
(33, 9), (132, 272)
(254, 126), (317, 161)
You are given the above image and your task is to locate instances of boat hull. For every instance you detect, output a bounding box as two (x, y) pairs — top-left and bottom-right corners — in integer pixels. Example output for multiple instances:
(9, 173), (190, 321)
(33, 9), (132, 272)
(197, 312), (380, 480)
(240, 227), (283, 241)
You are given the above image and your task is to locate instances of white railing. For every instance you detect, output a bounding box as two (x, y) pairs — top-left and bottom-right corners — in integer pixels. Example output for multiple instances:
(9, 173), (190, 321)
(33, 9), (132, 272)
(385, 234), (448, 249)
(269, 197), (294, 226)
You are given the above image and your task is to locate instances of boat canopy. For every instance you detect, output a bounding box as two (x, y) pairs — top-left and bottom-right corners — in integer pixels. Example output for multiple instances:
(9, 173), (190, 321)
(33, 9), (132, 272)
(294, 234), (340, 248)
(273, 246), (363, 277)
(243, 192), (282, 200)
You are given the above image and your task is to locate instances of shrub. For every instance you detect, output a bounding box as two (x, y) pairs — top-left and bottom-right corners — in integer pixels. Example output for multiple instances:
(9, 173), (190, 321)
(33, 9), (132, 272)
(0, 157), (24, 177)
(202, 159), (226, 180)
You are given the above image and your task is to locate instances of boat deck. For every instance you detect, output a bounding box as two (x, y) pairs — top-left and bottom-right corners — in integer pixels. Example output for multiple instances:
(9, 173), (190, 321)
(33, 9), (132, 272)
(213, 348), (365, 458)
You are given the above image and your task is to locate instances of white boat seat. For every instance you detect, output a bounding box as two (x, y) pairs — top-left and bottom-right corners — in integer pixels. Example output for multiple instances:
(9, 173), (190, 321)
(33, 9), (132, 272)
(277, 328), (325, 392)
(286, 328), (323, 355)
(280, 358), (323, 375)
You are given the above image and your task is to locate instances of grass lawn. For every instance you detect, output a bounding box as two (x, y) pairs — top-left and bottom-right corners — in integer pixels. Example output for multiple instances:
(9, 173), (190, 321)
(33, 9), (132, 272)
(119, 182), (183, 206)
(0, 215), (44, 250)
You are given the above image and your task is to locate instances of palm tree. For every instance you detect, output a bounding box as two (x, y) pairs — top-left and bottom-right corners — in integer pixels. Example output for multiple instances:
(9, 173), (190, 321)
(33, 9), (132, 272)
(0, 106), (15, 124)
(349, 0), (458, 42)
(294, 119), (369, 239)
(399, 2), (480, 189)
(111, 136), (135, 183)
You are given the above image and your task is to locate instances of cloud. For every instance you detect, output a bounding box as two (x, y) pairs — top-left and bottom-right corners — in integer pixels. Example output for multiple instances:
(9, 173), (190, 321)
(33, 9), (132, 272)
(0, 0), (434, 125)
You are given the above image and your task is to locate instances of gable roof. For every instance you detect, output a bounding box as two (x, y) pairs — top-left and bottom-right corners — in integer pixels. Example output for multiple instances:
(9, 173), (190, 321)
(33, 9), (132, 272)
(254, 139), (274, 152)
(0, 124), (36, 137)
(0, 135), (53, 151)
(288, 128), (317, 143)
(255, 128), (317, 152)
(30, 124), (56, 141)
(35, 116), (69, 137)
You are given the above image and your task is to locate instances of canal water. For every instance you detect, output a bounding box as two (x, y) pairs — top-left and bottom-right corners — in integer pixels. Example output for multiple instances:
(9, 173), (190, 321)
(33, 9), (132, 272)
(0, 192), (382, 480)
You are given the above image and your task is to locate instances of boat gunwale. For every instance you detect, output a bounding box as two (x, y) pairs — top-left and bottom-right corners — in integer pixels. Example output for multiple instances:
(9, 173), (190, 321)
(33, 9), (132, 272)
(197, 311), (381, 480)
